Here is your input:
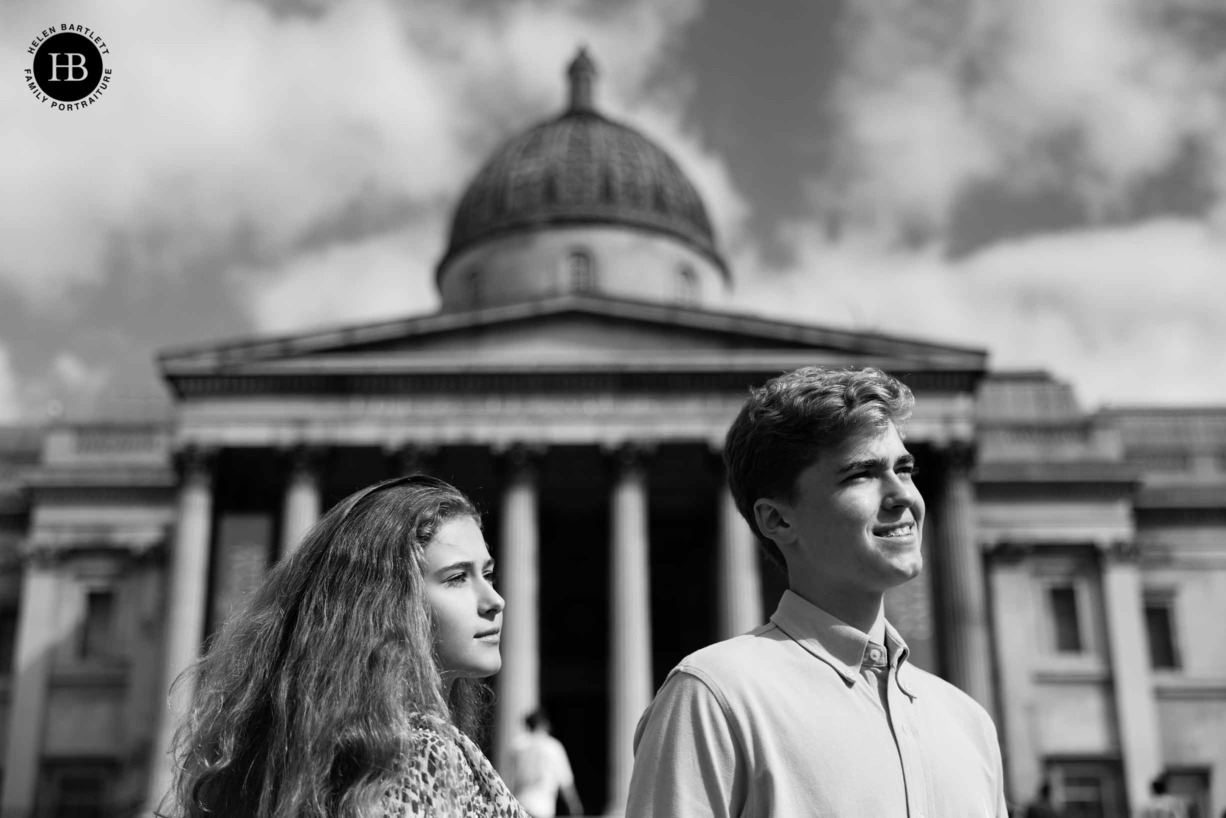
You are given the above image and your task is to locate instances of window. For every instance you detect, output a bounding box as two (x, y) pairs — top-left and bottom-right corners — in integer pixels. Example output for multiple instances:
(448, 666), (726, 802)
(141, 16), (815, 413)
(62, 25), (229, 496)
(677, 265), (699, 306)
(0, 606), (17, 674)
(568, 250), (595, 293)
(1144, 594), (1181, 670)
(467, 269), (482, 307)
(1046, 760), (1125, 818)
(1048, 584), (1084, 653)
(79, 589), (116, 660)
(37, 762), (114, 818)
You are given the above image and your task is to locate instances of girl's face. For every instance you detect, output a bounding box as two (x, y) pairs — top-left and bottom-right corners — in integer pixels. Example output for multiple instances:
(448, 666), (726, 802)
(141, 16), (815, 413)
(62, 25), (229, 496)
(422, 516), (504, 682)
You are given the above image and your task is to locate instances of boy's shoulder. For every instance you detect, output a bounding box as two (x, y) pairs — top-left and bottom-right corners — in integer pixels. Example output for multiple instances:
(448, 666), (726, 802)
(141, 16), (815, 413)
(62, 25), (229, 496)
(669, 621), (793, 687)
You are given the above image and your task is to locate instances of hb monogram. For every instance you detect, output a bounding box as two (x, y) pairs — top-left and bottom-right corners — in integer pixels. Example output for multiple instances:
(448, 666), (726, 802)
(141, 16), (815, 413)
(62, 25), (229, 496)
(48, 53), (89, 81)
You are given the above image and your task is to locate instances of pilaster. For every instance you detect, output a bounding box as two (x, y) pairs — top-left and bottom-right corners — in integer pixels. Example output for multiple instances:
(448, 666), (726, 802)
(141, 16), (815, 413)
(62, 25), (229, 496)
(143, 446), (215, 816)
(0, 548), (67, 815)
(934, 442), (994, 711)
(1099, 539), (1161, 813)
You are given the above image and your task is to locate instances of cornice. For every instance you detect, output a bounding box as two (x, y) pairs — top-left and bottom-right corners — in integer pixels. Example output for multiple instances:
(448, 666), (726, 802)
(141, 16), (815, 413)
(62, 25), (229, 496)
(20, 530), (167, 566)
(24, 465), (176, 490)
(975, 460), (1140, 486)
(1134, 482), (1226, 510)
(165, 368), (986, 400)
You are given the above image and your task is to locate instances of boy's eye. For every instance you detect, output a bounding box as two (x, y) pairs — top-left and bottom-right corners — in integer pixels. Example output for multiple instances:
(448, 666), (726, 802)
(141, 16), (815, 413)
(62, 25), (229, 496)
(484, 571), (498, 588)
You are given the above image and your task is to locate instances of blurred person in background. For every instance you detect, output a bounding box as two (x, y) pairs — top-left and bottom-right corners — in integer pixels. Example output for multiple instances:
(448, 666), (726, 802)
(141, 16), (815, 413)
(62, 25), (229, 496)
(1138, 776), (1189, 818)
(508, 708), (584, 817)
(1024, 780), (1061, 818)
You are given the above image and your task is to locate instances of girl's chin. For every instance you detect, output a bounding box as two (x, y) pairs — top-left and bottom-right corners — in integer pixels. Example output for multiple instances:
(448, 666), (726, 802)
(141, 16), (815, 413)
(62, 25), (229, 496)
(443, 662), (502, 680)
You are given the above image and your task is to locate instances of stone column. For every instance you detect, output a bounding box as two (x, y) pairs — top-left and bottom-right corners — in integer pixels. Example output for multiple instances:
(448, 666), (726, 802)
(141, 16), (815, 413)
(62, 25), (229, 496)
(985, 543), (1043, 807)
(144, 447), (215, 817)
(933, 443), (994, 711)
(1100, 541), (1162, 813)
(493, 445), (541, 776)
(280, 446), (321, 559)
(607, 444), (653, 815)
(0, 552), (66, 815)
(717, 483), (762, 639)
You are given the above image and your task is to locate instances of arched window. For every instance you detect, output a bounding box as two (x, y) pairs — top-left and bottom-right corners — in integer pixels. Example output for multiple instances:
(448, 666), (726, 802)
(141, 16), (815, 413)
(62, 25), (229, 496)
(568, 249), (595, 293)
(677, 265), (699, 306)
(468, 269), (482, 307)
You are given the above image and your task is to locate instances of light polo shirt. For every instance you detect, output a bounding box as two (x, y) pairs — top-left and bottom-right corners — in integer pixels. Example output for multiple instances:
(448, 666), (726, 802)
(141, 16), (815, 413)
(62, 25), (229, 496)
(626, 590), (1007, 818)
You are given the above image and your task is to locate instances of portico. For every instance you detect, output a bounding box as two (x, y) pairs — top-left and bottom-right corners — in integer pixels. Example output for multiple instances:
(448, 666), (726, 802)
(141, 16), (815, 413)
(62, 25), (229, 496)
(137, 293), (989, 812)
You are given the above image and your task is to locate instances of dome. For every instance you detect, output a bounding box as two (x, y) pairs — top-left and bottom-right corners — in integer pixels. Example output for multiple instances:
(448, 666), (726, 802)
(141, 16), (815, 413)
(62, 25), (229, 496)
(438, 50), (727, 278)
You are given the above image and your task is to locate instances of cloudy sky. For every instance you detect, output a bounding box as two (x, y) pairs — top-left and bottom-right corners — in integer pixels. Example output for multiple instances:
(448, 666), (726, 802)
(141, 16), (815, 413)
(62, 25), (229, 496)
(2, 0), (1224, 422)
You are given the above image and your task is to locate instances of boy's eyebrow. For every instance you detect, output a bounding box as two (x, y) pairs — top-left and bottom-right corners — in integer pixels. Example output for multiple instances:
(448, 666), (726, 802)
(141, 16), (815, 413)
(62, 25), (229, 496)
(836, 453), (915, 475)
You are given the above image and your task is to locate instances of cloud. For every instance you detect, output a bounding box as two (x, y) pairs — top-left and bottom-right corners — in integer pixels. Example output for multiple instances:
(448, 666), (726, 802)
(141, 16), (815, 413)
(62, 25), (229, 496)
(0, 0), (736, 331)
(821, 0), (1226, 237)
(231, 224), (442, 333)
(728, 0), (1226, 409)
(737, 217), (1226, 408)
(1, 0), (478, 306)
(0, 346), (117, 422)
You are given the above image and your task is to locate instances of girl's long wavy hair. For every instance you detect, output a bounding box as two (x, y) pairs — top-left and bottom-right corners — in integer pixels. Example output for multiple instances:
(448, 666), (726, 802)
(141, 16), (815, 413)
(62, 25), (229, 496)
(166, 474), (492, 818)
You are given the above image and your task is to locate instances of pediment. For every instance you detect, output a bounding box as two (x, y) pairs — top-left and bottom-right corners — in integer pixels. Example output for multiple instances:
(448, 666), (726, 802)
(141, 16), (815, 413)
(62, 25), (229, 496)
(159, 295), (986, 396)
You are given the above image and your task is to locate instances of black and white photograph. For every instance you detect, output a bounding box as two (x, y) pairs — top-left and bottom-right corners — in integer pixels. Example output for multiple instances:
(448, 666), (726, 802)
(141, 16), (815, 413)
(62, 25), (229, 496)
(1, 2), (1224, 816)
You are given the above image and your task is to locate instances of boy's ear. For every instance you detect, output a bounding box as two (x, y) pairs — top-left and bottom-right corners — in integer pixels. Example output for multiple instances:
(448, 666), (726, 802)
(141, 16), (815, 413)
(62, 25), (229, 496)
(753, 497), (797, 547)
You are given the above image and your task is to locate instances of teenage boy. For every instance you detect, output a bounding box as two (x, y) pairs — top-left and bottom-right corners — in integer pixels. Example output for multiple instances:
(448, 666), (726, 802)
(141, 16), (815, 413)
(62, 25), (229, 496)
(626, 366), (1006, 817)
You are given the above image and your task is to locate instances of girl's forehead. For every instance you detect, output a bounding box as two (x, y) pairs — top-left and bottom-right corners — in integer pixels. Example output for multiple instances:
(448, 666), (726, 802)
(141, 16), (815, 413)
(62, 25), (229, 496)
(424, 517), (490, 560)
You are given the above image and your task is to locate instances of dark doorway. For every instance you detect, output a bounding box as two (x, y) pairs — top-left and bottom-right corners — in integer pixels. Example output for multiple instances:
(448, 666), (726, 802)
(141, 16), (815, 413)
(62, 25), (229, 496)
(538, 445), (611, 811)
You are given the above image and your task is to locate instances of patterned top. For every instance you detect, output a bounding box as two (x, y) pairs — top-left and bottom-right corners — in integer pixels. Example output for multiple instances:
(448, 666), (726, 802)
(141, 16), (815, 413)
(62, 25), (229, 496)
(381, 716), (527, 818)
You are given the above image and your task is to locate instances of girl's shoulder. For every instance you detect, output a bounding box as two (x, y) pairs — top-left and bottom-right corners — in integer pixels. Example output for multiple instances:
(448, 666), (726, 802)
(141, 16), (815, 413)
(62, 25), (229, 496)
(380, 716), (525, 818)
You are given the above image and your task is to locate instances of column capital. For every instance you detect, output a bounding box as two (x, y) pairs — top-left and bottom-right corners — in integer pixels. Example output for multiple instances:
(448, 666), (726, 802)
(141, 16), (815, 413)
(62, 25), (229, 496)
(603, 441), (656, 472)
(279, 444), (324, 477)
(16, 541), (67, 569)
(384, 443), (439, 477)
(493, 443), (546, 479)
(1097, 538), (1140, 564)
(174, 445), (216, 486)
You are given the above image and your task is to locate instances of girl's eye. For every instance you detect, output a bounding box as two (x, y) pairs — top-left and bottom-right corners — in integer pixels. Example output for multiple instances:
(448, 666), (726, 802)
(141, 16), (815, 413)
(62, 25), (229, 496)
(445, 574), (467, 587)
(484, 572), (498, 588)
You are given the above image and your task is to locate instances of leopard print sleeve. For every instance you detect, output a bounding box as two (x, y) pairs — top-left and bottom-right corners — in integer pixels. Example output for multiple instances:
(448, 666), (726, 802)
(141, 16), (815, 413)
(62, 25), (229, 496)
(380, 722), (527, 818)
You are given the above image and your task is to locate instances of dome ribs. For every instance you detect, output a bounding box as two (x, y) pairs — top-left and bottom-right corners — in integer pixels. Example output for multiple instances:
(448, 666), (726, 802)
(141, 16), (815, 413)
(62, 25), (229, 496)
(439, 51), (725, 273)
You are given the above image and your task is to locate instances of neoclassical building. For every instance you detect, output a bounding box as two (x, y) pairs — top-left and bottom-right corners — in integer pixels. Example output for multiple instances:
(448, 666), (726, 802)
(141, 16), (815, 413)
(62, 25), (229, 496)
(0, 51), (1223, 818)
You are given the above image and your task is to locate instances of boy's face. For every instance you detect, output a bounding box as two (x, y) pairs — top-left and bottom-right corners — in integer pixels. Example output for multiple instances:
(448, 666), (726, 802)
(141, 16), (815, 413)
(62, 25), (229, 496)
(755, 420), (925, 601)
